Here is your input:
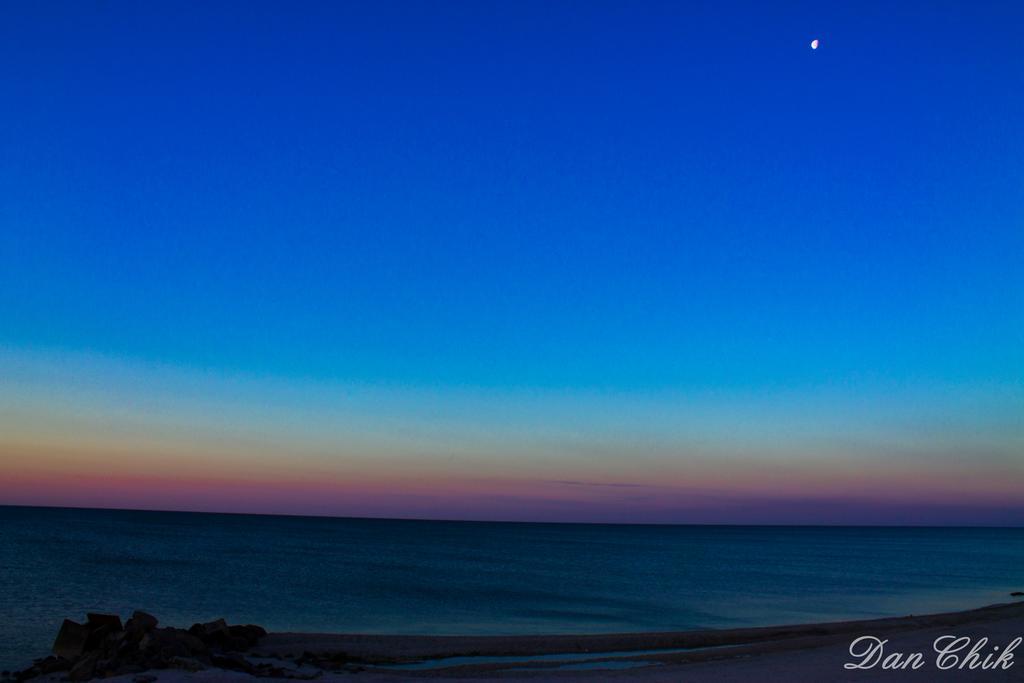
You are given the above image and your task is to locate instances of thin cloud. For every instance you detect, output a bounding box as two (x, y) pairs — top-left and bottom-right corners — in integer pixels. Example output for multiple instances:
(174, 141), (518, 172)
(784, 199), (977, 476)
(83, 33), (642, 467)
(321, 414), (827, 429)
(548, 479), (650, 489)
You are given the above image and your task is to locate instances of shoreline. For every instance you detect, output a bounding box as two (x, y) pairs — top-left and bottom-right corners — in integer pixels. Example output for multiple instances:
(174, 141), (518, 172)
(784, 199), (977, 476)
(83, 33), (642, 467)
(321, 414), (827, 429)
(12, 601), (1024, 681)
(256, 601), (1024, 674)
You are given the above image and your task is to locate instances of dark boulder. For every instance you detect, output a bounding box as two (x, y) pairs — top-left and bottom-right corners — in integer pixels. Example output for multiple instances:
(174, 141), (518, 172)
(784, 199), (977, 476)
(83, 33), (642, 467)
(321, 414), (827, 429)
(167, 656), (206, 672)
(85, 614), (123, 632)
(142, 630), (191, 659)
(99, 629), (128, 657)
(83, 624), (114, 653)
(189, 618), (265, 651)
(52, 620), (92, 659)
(1011, 591), (1024, 597)
(209, 652), (256, 675)
(111, 664), (146, 676)
(67, 654), (98, 682)
(32, 612), (271, 682)
(228, 624), (267, 647)
(191, 618), (228, 638)
(172, 630), (209, 656)
(125, 611), (158, 635)
(141, 627), (211, 661)
(26, 657), (70, 677)
(224, 635), (250, 652)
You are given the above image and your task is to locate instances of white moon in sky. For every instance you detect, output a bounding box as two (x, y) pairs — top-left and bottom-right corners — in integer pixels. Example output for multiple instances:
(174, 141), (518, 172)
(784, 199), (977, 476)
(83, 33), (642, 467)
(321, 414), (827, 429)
(810, 39), (820, 49)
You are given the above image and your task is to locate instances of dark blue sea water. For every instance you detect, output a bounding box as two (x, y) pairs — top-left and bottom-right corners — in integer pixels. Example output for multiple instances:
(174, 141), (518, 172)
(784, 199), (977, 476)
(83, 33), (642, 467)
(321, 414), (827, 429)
(1, 506), (1022, 671)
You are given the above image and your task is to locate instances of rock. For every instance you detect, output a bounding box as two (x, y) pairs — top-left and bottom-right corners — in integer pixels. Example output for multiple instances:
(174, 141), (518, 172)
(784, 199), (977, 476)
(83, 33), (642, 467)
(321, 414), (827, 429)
(132, 676), (157, 683)
(93, 658), (115, 677)
(67, 653), (99, 682)
(210, 652), (255, 674)
(12, 666), (40, 682)
(99, 629), (127, 657)
(170, 630), (209, 655)
(53, 620), (92, 659)
(254, 663), (288, 678)
(192, 618), (228, 638)
(39, 612), (271, 681)
(225, 636), (248, 651)
(83, 623), (114, 652)
(149, 628), (208, 659)
(190, 618), (260, 651)
(86, 613), (123, 632)
(227, 624), (267, 648)
(126, 611), (158, 634)
(31, 657), (71, 676)
(167, 656), (206, 672)
(141, 630), (194, 659)
(112, 664), (146, 676)
(1011, 591), (1024, 597)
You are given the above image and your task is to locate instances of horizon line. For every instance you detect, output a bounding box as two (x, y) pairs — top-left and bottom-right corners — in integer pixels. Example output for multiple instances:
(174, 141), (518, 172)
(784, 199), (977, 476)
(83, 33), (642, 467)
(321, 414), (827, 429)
(3, 503), (1021, 530)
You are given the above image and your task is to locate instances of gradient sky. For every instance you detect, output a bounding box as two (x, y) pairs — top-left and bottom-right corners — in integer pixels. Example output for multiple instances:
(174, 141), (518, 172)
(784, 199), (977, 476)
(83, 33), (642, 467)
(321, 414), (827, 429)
(1, 1), (1022, 524)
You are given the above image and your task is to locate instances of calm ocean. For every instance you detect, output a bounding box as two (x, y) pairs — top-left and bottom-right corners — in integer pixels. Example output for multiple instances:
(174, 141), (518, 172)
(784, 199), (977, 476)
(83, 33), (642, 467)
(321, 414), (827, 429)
(1, 506), (1021, 670)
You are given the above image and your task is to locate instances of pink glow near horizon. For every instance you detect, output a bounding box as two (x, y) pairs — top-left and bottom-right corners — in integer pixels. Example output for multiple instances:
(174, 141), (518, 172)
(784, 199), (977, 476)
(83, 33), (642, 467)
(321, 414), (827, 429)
(4, 455), (1023, 525)
(2, 349), (1022, 525)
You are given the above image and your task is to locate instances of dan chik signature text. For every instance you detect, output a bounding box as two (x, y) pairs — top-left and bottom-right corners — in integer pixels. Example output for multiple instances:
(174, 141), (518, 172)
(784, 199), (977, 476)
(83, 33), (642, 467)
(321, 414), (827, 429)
(845, 635), (1022, 671)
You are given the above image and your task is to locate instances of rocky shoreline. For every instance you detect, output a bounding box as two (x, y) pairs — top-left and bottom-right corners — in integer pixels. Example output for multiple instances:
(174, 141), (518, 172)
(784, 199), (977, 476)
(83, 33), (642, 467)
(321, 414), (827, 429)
(6, 599), (1024, 681)
(1, 613), (331, 683)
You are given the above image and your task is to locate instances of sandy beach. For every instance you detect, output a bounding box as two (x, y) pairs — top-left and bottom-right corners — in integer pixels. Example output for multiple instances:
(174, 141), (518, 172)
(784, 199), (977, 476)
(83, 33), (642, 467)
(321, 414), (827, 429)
(250, 601), (1024, 680)
(14, 601), (1024, 683)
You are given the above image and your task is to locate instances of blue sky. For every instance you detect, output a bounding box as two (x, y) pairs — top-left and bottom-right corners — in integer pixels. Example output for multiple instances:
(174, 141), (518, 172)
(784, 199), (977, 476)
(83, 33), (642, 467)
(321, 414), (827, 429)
(0, 1), (1021, 522)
